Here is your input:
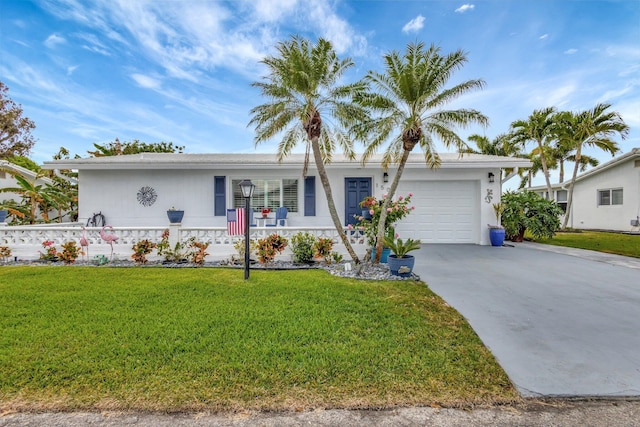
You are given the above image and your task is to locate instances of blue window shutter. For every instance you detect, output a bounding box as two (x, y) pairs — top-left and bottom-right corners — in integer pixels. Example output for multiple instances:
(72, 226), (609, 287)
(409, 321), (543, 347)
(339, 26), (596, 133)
(214, 176), (226, 216)
(304, 176), (316, 216)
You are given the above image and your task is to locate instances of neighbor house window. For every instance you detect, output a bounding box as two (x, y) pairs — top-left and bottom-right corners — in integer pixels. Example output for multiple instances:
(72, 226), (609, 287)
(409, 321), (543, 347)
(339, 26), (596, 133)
(232, 179), (298, 213)
(598, 188), (623, 206)
(556, 190), (567, 212)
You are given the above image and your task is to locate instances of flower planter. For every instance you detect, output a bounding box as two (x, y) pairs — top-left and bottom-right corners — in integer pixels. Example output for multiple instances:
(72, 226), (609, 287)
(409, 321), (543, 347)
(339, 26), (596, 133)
(167, 210), (184, 223)
(371, 247), (391, 263)
(489, 228), (505, 246)
(388, 254), (415, 277)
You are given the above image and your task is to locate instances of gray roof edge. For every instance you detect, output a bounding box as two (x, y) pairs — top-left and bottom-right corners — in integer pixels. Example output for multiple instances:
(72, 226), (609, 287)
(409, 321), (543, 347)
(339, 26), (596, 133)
(41, 152), (532, 170)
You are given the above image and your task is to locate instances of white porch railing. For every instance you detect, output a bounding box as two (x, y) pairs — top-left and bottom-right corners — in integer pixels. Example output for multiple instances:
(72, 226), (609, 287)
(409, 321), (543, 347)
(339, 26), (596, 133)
(0, 224), (368, 262)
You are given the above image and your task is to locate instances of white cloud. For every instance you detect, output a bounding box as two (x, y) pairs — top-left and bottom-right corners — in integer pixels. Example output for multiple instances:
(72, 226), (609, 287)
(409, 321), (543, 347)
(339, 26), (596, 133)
(539, 34), (549, 40)
(402, 15), (425, 33)
(67, 65), (78, 76)
(131, 73), (161, 89)
(455, 4), (475, 13)
(564, 48), (578, 55)
(44, 33), (66, 48)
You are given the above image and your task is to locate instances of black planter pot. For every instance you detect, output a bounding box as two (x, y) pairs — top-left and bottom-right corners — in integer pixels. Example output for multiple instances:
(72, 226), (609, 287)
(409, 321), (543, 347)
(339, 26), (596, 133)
(167, 210), (184, 223)
(388, 254), (415, 277)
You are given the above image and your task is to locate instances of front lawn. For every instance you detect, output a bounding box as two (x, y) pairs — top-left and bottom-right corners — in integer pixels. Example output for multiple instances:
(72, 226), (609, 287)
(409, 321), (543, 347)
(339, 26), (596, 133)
(0, 267), (517, 412)
(537, 231), (640, 258)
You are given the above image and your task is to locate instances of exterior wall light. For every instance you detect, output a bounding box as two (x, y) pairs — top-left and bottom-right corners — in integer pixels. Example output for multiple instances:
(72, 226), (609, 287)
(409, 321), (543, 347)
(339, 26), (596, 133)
(383, 172), (389, 183)
(488, 172), (495, 183)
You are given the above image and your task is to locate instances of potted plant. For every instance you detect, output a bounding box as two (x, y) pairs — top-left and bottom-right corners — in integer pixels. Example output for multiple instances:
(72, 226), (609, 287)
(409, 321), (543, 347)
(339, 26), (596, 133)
(167, 207), (184, 224)
(261, 208), (271, 218)
(383, 235), (421, 277)
(488, 202), (505, 247)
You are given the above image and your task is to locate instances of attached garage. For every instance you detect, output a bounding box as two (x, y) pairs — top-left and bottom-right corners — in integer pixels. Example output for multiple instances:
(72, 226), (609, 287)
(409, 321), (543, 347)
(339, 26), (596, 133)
(396, 180), (479, 243)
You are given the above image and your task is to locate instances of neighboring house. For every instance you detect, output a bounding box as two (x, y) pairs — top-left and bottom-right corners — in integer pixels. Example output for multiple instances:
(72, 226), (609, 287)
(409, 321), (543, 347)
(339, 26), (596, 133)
(0, 159), (54, 202)
(530, 148), (640, 231)
(41, 152), (530, 245)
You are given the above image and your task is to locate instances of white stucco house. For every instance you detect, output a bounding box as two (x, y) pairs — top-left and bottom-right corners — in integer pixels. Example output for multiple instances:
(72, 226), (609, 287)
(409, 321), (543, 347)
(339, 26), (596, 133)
(530, 148), (640, 232)
(41, 152), (531, 245)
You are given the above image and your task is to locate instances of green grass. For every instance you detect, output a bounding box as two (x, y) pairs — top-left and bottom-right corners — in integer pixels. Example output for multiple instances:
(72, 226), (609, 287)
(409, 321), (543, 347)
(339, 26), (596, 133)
(537, 231), (640, 258)
(0, 267), (517, 412)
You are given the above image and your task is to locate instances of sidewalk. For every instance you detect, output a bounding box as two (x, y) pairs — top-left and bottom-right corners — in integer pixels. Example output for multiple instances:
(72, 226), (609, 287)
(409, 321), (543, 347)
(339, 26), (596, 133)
(1, 401), (639, 426)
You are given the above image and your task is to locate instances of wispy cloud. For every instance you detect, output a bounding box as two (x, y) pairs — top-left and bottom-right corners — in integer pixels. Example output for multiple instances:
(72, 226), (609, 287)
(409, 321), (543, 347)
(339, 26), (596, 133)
(564, 48), (578, 55)
(539, 34), (549, 40)
(131, 73), (161, 89)
(402, 15), (425, 33)
(44, 33), (66, 48)
(67, 65), (78, 76)
(455, 4), (475, 13)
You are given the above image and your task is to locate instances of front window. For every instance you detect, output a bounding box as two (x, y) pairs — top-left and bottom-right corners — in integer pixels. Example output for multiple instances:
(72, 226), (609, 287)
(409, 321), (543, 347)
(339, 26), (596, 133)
(598, 188), (623, 206)
(232, 179), (298, 213)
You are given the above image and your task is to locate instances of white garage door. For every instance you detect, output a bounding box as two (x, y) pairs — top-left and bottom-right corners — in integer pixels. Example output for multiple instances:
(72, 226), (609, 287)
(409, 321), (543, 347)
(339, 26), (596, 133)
(396, 181), (478, 243)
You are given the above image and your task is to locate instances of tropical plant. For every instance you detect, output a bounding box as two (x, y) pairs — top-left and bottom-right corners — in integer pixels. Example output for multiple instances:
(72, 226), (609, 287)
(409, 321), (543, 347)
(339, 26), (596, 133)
(189, 240), (209, 266)
(383, 235), (421, 258)
(461, 133), (525, 180)
(0, 171), (54, 224)
(248, 36), (367, 263)
(0, 245), (12, 262)
(255, 233), (288, 265)
(59, 241), (80, 264)
(87, 138), (184, 157)
(39, 240), (58, 261)
(501, 191), (563, 241)
(354, 42), (488, 262)
(312, 237), (334, 262)
(510, 107), (557, 199)
(489, 202), (504, 229)
(554, 103), (628, 229)
(131, 240), (157, 265)
(290, 232), (317, 264)
(156, 229), (190, 262)
(232, 238), (257, 264)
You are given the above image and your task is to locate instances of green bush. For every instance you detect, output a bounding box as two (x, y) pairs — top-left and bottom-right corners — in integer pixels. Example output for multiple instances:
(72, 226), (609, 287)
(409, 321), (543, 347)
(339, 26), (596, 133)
(501, 190), (563, 241)
(290, 232), (317, 263)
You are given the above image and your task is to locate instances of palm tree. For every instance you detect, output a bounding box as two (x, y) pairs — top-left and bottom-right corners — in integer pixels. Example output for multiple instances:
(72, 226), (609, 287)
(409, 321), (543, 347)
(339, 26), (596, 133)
(558, 103), (628, 229)
(248, 36), (368, 262)
(0, 172), (53, 224)
(354, 42), (488, 262)
(510, 107), (557, 200)
(461, 133), (525, 180)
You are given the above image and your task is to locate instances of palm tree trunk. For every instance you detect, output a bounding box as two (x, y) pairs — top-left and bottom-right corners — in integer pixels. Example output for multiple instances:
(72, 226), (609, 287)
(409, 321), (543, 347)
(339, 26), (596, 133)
(310, 137), (360, 263)
(538, 140), (555, 201)
(373, 149), (411, 262)
(562, 144), (582, 229)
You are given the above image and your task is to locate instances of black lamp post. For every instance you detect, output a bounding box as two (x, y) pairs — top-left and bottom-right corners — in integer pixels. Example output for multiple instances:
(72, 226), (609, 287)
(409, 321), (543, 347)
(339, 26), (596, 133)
(239, 179), (255, 280)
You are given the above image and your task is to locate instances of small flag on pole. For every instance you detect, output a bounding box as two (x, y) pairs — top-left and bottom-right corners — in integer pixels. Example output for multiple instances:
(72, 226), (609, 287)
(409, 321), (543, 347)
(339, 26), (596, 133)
(226, 208), (246, 235)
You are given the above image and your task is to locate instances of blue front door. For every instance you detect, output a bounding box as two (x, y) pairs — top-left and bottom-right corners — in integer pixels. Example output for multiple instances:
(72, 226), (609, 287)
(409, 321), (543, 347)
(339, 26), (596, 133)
(345, 178), (371, 226)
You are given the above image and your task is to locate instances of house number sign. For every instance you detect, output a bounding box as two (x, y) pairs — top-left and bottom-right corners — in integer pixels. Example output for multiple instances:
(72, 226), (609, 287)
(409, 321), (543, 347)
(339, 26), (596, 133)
(137, 186), (157, 207)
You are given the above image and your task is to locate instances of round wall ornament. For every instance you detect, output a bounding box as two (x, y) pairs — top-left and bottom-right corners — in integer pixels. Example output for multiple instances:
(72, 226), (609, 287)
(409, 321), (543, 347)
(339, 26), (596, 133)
(137, 186), (157, 207)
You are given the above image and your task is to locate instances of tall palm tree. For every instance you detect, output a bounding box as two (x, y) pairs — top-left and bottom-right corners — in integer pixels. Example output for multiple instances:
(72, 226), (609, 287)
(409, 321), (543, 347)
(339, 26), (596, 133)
(558, 103), (628, 229)
(510, 107), (557, 200)
(354, 42), (488, 262)
(248, 36), (368, 262)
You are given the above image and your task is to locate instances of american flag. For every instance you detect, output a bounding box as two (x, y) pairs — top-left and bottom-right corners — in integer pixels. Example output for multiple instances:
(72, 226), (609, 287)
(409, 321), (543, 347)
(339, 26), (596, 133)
(226, 208), (246, 235)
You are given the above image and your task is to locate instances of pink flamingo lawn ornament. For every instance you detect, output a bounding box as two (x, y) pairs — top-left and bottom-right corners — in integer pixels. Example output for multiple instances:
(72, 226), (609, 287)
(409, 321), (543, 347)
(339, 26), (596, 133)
(80, 226), (89, 261)
(100, 225), (119, 261)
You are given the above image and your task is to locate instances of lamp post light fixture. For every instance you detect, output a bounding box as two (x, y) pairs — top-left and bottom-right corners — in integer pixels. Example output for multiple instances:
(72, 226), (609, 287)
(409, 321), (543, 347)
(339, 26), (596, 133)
(488, 172), (495, 183)
(239, 179), (255, 280)
(383, 172), (389, 183)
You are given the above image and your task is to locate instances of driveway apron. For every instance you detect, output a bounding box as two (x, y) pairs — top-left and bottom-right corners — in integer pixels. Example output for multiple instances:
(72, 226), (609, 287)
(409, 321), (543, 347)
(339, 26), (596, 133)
(412, 244), (640, 397)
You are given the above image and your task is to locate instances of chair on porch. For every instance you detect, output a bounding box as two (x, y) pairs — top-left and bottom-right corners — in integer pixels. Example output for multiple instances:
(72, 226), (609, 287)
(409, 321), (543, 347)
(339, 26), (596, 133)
(266, 207), (288, 227)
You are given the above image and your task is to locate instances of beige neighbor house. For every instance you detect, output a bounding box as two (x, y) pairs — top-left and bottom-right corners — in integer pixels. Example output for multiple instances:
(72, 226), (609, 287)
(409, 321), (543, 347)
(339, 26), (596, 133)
(42, 152), (531, 245)
(529, 148), (640, 232)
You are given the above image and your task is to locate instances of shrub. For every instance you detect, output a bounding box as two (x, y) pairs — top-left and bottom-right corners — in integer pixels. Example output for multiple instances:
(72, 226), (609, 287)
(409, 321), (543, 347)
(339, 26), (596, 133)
(0, 245), (12, 262)
(59, 241), (80, 264)
(290, 232), (317, 263)
(156, 229), (190, 262)
(131, 240), (156, 265)
(255, 234), (288, 265)
(501, 190), (563, 241)
(233, 239), (257, 264)
(313, 237), (334, 262)
(189, 240), (209, 266)
(39, 240), (58, 261)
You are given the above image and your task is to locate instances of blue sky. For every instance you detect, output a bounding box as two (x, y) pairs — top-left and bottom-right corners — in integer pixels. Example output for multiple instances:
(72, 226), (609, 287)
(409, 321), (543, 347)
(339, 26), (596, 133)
(1, 0), (638, 185)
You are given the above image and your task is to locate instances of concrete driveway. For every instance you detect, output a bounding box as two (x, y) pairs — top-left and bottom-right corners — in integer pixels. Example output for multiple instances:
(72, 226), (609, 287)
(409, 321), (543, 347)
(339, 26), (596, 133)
(413, 243), (640, 398)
